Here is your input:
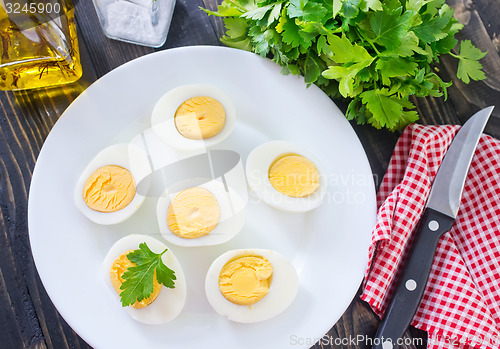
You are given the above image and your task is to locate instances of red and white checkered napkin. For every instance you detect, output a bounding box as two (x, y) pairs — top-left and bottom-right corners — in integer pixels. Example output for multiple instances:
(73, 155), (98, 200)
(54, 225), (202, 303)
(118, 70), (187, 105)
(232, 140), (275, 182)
(361, 124), (500, 349)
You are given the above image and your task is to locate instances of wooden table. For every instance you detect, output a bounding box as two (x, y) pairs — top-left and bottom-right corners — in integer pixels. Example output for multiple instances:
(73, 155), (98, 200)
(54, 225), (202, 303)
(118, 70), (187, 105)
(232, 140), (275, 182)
(1, 1), (498, 348)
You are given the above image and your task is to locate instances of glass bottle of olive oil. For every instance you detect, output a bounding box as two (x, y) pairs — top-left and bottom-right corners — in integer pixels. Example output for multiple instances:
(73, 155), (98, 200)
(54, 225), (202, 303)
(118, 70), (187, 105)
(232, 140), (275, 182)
(0, 0), (82, 90)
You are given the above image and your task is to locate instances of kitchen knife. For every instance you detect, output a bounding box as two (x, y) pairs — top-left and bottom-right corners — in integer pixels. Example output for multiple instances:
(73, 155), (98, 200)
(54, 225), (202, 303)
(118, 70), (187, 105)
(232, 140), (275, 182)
(372, 106), (494, 349)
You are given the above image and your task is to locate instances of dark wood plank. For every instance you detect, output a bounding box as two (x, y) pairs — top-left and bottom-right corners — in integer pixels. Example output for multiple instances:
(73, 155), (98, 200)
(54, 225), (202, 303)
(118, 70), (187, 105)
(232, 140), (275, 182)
(0, 88), (92, 349)
(0, 200), (31, 349)
(162, 0), (222, 49)
(0, 88), (50, 349)
(443, 0), (500, 130)
(202, 0), (227, 40)
(310, 288), (426, 349)
(473, 0), (500, 53)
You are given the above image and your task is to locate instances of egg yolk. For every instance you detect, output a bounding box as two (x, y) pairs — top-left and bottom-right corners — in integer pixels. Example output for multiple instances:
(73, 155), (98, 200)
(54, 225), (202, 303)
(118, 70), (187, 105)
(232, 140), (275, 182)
(110, 251), (161, 309)
(82, 165), (136, 212)
(174, 96), (226, 140)
(167, 187), (220, 239)
(268, 154), (320, 198)
(218, 256), (273, 306)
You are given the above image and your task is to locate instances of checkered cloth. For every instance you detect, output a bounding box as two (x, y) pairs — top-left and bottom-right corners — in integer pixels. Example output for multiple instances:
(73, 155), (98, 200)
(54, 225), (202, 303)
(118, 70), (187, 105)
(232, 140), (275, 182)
(361, 124), (500, 349)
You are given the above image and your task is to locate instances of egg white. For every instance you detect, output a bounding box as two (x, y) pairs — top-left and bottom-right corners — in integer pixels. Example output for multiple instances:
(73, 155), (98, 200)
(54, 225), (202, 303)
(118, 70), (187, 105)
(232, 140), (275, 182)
(245, 140), (328, 212)
(205, 249), (298, 323)
(150, 84), (236, 151)
(102, 234), (186, 325)
(156, 178), (245, 247)
(74, 143), (151, 225)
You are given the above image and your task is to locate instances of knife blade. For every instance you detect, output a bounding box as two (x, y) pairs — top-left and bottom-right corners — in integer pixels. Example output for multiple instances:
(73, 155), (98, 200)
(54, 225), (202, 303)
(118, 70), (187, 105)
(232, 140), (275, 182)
(372, 106), (494, 349)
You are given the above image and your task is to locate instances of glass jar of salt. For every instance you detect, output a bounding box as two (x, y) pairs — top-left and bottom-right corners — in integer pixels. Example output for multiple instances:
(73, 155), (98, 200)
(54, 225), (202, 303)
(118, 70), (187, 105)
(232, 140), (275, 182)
(92, 0), (175, 47)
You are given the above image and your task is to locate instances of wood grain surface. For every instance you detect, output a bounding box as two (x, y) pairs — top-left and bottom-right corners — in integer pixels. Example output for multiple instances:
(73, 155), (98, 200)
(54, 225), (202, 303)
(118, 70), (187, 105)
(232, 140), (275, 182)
(0, 0), (499, 348)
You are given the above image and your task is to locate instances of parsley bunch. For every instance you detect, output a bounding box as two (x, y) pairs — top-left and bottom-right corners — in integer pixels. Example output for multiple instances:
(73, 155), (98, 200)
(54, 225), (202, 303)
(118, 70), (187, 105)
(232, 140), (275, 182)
(204, 0), (486, 131)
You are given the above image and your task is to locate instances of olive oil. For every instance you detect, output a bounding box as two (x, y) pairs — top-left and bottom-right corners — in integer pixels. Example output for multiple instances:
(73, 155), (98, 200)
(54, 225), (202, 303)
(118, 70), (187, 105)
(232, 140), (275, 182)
(0, 1), (82, 90)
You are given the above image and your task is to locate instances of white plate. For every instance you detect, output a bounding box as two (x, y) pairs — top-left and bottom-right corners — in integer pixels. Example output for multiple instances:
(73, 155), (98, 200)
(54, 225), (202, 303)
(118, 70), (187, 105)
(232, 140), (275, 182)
(28, 46), (376, 349)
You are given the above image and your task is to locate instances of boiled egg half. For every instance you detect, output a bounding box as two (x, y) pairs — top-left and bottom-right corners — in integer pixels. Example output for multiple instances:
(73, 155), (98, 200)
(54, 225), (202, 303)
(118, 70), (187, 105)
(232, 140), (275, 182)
(102, 234), (186, 324)
(205, 249), (298, 323)
(151, 84), (235, 151)
(156, 179), (245, 247)
(245, 141), (327, 212)
(74, 143), (151, 225)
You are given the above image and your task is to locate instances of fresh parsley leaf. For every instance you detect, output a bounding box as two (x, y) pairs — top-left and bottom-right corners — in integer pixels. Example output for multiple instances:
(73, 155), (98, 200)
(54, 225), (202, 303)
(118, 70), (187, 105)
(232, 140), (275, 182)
(288, 0), (328, 22)
(405, 0), (433, 12)
(317, 35), (332, 57)
(223, 17), (249, 38)
(361, 88), (418, 130)
(369, 6), (412, 50)
(281, 63), (301, 75)
(422, 0), (446, 17)
(221, 36), (253, 51)
(455, 40), (487, 84)
(242, 4), (274, 20)
(376, 57), (419, 85)
(360, 0), (383, 12)
(341, 0), (361, 19)
(332, 0), (342, 17)
(380, 31), (428, 57)
(304, 52), (323, 83)
(411, 14), (449, 43)
(322, 59), (373, 97)
(119, 243), (176, 307)
(249, 26), (272, 56)
(268, 3), (283, 25)
(201, 2), (244, 17)
(433, 35), (457, 54)
(276, 14), (315, 50)
(327, 34), (373, 64)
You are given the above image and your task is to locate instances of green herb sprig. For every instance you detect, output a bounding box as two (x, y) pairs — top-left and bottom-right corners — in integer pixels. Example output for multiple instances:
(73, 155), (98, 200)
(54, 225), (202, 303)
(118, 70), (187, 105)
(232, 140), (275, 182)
(203, 0), (487, 131)
(120, 242), (176, 307)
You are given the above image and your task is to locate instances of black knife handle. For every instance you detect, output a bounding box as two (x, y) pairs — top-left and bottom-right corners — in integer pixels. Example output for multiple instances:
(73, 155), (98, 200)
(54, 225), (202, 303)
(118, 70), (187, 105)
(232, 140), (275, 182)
(372, 208), (455, 349)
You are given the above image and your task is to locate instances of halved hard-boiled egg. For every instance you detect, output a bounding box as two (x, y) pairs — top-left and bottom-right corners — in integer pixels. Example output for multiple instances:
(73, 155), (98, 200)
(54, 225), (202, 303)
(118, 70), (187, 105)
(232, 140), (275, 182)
(151, 84), (235, 151)
(245, 141), (328, 212)
(74, 143), (151, 225)
(102, 234), (186, 324)
(156, 178), (245, 247)
(205, 249), (298, 323)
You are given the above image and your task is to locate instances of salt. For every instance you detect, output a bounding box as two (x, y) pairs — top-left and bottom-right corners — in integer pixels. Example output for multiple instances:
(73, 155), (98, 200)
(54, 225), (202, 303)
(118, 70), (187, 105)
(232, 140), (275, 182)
(93, 0), (176, 47)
